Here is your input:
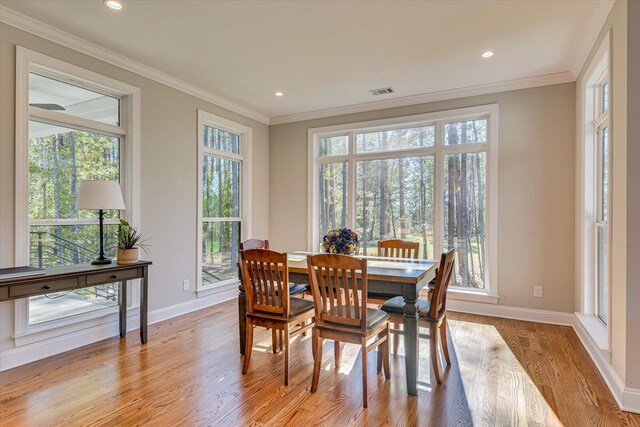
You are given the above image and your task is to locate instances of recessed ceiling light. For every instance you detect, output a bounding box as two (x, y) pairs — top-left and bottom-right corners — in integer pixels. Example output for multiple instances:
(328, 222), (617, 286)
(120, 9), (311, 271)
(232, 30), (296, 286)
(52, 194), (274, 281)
(481, 51), (494, 58)
(274, 91), (284, 97)
(104, 0), (123, 10)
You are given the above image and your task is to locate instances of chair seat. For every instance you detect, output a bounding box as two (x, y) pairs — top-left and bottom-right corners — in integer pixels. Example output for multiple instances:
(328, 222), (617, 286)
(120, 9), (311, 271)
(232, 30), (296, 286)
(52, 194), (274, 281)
(380, 296), (431, 317)
(326, 306), (389, 329)
(289, 296), (315, 316)
(253, 296), (314, 317)
(289, 283), (308, 295)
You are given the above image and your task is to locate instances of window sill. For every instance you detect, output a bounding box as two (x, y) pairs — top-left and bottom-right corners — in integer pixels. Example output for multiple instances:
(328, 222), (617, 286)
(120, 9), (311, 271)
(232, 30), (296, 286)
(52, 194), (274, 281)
(196, 280), (239, 297)
(575, 313), (610, 359)
(447, 288), (499, 304)
(13, 305), (138, 347)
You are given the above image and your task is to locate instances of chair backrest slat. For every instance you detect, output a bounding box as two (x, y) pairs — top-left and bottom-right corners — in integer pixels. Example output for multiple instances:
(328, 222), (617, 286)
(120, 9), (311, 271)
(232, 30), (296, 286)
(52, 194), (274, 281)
(377, 239), (420, 259)
(240, 249), (290, 317)
(428, 249), (456, 319)
(307, 254), (367, 330)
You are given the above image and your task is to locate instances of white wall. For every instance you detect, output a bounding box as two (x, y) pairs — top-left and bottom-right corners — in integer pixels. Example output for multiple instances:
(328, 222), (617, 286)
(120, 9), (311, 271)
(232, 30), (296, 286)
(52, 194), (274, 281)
(270, 83), (576, 313)
(0, 23), (269, 355)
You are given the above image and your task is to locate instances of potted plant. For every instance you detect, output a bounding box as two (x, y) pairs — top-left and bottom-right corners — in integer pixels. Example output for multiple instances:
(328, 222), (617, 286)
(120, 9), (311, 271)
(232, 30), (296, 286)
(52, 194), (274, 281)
(117, 220), (149, 264)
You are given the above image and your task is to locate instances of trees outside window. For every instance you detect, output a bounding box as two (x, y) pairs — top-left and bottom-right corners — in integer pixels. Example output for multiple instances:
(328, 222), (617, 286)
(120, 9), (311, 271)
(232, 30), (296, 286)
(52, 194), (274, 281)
(311, 106), (497, 292)
(197, 111), (251, 290)
(201, 126), (241, 286)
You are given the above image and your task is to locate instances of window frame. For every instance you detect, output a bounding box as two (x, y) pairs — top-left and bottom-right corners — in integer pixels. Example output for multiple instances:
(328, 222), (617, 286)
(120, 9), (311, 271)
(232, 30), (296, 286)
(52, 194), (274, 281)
(14, 47), (141, 345)
(578, 31), (612, 354)
(196, 109), (252, 293)
(308, 104), (499, 296)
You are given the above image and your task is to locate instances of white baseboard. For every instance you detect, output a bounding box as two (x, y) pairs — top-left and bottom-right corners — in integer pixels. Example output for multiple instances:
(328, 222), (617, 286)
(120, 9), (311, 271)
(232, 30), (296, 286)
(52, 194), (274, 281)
(447, 299), (575, 326)
(0, 284), (236, 372)
(148, 284), (237, 325)
(623, 388), (640, 414)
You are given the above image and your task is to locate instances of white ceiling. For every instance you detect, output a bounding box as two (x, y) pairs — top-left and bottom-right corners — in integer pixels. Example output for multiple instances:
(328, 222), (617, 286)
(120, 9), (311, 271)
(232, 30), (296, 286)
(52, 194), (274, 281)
(1, 0), (610, 123)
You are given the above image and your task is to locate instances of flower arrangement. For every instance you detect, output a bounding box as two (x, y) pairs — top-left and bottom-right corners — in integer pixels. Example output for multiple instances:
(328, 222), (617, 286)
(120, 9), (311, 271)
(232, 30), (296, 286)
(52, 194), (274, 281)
(322, 228), (359, 255)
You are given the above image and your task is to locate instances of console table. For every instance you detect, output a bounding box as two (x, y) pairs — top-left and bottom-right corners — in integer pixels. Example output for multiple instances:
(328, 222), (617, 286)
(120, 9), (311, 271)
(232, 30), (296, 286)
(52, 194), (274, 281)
(0, 261), (152, 343)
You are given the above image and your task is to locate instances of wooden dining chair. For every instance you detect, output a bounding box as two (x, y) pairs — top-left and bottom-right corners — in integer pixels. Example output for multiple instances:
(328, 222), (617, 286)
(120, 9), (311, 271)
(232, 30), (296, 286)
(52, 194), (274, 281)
(377, 239), (420, 259)
(369, 239), (421, 313)
(307, 254), (390, 408)
(239, 239), (307, 352)
(240, 249), (315, 386)
(240, 238), (269, 251)
(380, 249), (455, 384)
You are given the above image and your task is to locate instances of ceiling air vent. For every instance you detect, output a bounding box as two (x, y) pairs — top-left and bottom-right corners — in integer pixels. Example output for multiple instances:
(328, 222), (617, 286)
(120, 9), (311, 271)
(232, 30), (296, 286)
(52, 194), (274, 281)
(369, 87), (394, 96)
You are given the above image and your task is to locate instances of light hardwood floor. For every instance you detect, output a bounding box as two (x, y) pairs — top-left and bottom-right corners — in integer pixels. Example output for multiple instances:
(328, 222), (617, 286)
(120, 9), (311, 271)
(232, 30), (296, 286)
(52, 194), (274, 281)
(1, 301), (639, 426)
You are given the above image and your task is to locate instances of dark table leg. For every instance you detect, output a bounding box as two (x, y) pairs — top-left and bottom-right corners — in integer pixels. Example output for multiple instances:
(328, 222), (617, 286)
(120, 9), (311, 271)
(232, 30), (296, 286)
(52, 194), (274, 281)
(119, 280), (127, 338)
(403, 290), (420, 396)
(238, 290), (247, 355)
(140, 266), (148, 344)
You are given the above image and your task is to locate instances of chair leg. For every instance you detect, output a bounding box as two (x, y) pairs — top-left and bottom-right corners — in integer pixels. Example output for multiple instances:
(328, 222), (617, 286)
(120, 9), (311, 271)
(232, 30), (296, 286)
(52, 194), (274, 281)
(279, 330), (285, 350)
(311, 329), (323, 393)
(383, 323), (391, 379)
(393, 321), (400, 354)
(242, 320), (254, 375)
(361, 337), (368, 408)
(301, 320), (307, 337)
(440, 316), (451, 366)
(377, 336), (383, 373)
(334, 341), (342, 368)
(430, 323), (442, 384)
(284, 324), (290, 386)
(272, 328), (278, 354)
(311, 329), (317, 362)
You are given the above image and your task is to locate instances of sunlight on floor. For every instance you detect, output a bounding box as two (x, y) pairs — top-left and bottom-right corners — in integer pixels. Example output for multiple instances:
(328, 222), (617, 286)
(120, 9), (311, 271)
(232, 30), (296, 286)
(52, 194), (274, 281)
(449, 320), (563, 427)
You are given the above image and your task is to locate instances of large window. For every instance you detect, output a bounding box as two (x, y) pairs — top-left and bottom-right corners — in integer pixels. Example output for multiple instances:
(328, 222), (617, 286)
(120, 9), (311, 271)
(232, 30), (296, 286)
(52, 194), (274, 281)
(197, 110), (251, 290)
(15, 48), (140, 331)
(310, 105), (498, 292)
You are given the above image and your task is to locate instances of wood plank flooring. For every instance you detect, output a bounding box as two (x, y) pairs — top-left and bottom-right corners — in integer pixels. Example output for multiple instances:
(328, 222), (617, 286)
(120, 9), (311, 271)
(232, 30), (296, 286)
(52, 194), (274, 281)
(1, 301), (638, 426)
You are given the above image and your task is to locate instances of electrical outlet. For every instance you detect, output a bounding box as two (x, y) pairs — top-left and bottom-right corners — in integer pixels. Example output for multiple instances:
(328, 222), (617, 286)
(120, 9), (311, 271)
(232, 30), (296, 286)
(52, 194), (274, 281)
(533, 286), (543, 298)
(183, 279), (190, 291)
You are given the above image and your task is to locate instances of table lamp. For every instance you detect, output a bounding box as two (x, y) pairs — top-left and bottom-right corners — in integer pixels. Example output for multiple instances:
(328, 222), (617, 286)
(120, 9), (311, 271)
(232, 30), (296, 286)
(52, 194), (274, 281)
(76, 180), (126, 265)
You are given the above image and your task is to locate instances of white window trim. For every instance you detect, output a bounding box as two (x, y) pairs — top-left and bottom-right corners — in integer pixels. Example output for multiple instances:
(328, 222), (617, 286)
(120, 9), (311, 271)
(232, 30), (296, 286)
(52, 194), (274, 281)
(577, 32), (612, 353)
(13, 47), (141, 345)
(308, 104), (499, 296)
(196, 109), (252, 294)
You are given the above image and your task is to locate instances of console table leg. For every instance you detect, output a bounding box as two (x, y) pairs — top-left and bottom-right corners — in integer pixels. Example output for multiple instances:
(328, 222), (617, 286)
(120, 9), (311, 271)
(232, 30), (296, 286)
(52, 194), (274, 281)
(119, 280), (127, 338)
(140, 266), (148, 344)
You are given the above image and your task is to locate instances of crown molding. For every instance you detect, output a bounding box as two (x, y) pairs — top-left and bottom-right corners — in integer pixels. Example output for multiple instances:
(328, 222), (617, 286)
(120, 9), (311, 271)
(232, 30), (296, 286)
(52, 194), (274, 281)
(570, 0), (615, 79)
(0, 5), (270, 125)
(270, 71), (574, 125)
(1, 3), (604, 127)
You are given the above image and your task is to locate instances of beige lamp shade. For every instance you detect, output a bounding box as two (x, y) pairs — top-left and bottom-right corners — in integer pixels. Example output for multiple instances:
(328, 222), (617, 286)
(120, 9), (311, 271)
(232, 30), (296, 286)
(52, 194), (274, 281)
(76, 180), (126, 210)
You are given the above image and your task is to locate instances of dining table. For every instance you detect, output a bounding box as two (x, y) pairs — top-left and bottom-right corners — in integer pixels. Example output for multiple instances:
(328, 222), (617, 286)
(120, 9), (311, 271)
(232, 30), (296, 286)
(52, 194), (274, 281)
(237, 251), (438, 396)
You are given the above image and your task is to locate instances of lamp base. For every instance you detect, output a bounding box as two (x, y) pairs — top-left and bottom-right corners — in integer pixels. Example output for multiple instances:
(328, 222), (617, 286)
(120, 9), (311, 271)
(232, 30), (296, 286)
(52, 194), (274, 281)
(91, 258), (112, 265)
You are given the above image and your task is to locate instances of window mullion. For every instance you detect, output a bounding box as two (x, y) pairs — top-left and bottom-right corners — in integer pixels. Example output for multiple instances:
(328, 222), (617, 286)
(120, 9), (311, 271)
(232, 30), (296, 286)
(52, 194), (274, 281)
(434, 121), (445, 259)
(348, 131), (356, 231)
(29, 107), (125, 137)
